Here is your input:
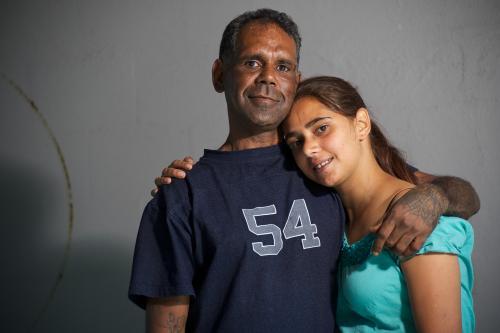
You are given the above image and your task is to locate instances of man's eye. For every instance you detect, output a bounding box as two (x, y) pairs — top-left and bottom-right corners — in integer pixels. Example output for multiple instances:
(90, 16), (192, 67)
(277, 64), (290, 72)
(245, 60), (260, 68)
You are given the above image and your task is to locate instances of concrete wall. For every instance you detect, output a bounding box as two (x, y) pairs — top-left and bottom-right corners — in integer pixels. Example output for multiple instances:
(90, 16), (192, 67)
(1, 0), (498, 331)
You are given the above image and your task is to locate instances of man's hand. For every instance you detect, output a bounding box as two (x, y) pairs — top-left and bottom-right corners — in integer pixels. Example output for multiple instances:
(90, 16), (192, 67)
(151, 156), (195, 196)
(372, 171), (480, 257)
(372, 183), (448, 257)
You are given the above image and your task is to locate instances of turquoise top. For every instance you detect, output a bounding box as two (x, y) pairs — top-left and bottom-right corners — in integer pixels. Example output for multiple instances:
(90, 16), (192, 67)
(337, 216), (475, 332)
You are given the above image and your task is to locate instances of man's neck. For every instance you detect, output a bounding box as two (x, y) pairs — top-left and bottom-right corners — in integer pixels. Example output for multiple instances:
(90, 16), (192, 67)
(219, 130), (280, 151)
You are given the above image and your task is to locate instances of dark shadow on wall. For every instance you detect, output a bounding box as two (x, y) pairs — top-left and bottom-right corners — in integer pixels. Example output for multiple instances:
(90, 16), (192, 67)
(0, 163), (143, 332)
(0, 159), (65, 333)
(35, 239), (144, 333)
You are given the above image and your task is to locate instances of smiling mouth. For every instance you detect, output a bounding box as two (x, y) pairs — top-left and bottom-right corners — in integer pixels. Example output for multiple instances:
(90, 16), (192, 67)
(312, 157), (333, 171)
(248, 95), (279, 103)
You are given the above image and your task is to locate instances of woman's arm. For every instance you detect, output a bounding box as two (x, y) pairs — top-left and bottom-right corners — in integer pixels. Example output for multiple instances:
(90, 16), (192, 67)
(146, 296), (190, 333)
(401, 254), (462, 333)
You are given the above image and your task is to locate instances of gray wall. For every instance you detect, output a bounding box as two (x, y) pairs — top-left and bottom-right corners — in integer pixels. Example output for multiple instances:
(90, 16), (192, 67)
(1, 0), (498, 332)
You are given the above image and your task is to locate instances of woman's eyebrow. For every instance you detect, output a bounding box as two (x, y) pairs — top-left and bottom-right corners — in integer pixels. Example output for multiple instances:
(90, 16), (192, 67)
(304, 116), (331, 128)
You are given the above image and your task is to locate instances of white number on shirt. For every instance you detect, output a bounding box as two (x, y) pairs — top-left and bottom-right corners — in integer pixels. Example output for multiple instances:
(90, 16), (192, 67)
(283, 198), (321, 249)
(242, 199), (321, 256)
(242, 205), (283, 256)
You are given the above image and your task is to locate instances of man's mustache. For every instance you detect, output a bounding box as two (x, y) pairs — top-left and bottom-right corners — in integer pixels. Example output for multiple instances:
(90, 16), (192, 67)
(247, 85), (282, 102)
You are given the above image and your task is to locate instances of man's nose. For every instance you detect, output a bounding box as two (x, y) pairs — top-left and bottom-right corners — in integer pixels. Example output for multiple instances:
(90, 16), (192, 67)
(256, 65), (277, 86)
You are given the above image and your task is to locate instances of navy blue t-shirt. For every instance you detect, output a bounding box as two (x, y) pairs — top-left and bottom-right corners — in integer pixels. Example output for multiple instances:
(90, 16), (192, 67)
(129, 144), (345, 332)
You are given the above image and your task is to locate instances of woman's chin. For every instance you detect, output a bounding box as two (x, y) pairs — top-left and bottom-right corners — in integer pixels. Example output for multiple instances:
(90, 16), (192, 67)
(311, 173), (339, 188)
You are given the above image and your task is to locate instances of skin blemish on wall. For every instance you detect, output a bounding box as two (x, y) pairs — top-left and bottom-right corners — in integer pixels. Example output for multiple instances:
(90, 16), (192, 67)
(1, 73), (75, 332)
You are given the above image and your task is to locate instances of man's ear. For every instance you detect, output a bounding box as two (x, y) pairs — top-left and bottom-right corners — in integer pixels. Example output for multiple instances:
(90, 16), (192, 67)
(212, 59), (224, 93)
(355, 108), (371, 140)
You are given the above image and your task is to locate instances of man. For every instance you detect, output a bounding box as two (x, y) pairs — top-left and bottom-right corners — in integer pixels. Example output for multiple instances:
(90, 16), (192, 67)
(129, 9), (479, 333)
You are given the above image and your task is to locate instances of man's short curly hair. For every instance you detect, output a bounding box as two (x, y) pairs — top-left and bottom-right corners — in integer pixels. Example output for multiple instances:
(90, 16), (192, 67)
(219, 8), (302, 64)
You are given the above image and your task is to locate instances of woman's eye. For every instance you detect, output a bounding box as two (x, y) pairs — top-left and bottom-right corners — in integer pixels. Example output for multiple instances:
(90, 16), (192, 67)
(288, 140), (303, 150)
(316, 124), (328, 134)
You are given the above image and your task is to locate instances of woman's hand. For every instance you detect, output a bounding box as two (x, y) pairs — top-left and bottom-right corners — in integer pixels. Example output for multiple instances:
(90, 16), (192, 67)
(150, 156), (196, 196)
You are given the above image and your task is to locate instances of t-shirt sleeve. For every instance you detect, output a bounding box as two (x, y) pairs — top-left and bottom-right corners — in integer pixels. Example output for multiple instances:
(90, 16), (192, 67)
(415, 216), (474, 256)
(128, 185), (195, 309)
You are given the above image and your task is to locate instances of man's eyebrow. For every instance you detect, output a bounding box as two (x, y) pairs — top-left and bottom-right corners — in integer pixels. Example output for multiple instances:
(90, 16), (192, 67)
(238, 53), (297, 66)
(238, 53), (264, 61)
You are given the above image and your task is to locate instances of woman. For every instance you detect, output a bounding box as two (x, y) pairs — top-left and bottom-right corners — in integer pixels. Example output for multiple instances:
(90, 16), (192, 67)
(159, 76), (474, 332)
(282, 76), (474, 332)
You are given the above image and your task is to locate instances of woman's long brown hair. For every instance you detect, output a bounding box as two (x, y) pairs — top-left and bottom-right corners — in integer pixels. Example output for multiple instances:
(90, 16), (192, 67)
(293, 76), (416, 184)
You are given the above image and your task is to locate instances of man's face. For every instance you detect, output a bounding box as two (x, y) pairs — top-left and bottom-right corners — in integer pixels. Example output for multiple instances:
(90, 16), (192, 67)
(218, 22), (300, 132)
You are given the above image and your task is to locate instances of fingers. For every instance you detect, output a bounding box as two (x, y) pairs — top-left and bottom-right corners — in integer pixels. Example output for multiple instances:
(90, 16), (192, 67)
(372, 186), (441, 257)
(390, 233), (415, 256)
(167, 158), (194, 172)
(402, 237), (426, 257)
(373, 224), (418, 256)
(372, 206), (417, 256)
(154, 156), (194, 190)
(155, 176), (171, 187)
(374, 208), (430, 256)
(161, 167), (187, 179)
(371, 218), (396, 256)
(152, 156), (195, 197)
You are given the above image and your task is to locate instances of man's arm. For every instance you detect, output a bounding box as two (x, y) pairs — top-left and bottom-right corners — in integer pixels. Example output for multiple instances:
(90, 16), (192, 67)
(155, 160), (481, 258)
(372, 171), (480, 256)
(146, 296), (189, 333)
(129, 185), (195, 330)
(414, 171), (480, 219)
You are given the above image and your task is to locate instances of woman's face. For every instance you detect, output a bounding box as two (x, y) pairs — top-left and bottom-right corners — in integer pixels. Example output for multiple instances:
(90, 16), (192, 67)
(282, 97), (363, 188)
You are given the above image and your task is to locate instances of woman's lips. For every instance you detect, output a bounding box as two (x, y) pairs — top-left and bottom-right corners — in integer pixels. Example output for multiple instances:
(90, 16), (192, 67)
(312, 157), (333, 172)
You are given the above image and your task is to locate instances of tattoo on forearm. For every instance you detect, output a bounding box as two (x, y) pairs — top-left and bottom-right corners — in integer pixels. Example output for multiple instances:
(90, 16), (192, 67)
(431, 176), (480, 219)
(164, 313), (187, 333)
(399, 184), (448, 227)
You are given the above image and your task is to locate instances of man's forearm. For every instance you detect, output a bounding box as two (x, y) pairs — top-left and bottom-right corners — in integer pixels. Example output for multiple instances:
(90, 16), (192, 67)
(415, 171), (480, 219)
(374, 172), (480, 256)
(146, 296), (189, 333)
(430, 176), (480, 219)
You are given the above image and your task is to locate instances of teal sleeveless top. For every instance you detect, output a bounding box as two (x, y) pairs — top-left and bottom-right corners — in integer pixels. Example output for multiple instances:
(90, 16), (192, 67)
(337, 216), (475, 332)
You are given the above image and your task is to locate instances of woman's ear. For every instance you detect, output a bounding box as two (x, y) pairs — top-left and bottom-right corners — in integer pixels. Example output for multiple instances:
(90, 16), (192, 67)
(212, 59), (224, 93)
(354, 108), (371, 140)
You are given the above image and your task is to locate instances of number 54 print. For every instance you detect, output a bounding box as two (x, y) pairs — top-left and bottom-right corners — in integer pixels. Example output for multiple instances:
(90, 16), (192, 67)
(242, 199), (321, 256)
